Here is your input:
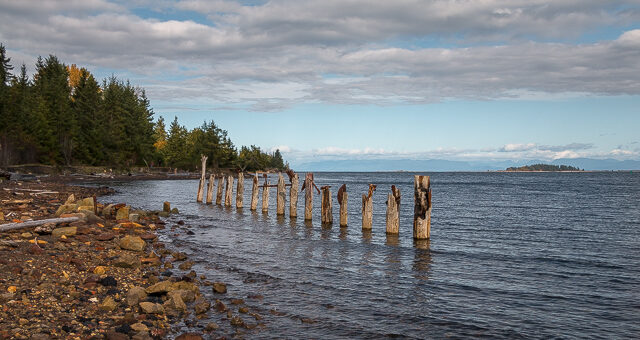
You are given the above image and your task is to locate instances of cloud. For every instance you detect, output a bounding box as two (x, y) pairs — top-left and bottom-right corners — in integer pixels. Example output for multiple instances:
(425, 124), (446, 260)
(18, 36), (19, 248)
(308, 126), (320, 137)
(499, 143), (537, 152)
(1, 1), (639, 110)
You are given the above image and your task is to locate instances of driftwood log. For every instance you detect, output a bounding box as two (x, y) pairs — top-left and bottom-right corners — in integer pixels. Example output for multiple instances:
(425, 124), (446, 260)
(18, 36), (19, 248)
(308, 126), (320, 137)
(236, 172), (244, 209)
(0, 217), (80, 232)
(413, 175), (431, 239)
(289, 173), (299, 218)
(276, 173), (286, 215)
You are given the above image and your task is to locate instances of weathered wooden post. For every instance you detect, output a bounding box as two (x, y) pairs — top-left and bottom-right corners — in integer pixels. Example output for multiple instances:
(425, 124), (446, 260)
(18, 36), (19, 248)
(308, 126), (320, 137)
(321, 186), (333, 224)
(236, 172), (244, 209)
(289, 172), (299, 218)
(206, 174), (215, 205)
(196, 155), (208, 202)
(215, 175), (224, 205)
(303, 173), (318, 221)
(386, 185), (401, 234)
(338, 184), (348, 227)
(225, 176), (234, 207)
(413, 175), (432, 239)
(276, 173), (286, 215)
(362, 184), (376, 230)
(261, 174), (270, 213)
(250, 173), (259, 210)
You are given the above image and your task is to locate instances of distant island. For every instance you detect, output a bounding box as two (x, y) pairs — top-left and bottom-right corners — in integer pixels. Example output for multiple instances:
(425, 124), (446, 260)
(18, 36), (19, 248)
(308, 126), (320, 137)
(506, 164), (583, 172)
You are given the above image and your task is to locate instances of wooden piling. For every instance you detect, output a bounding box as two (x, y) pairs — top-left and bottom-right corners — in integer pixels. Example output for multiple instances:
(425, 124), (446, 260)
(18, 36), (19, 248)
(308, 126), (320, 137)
(338, 184), (348, 227)
(250, 173), (259, 210)
(206, 174), (215, 204)
(215, 175), (224, 205)
(225, 176), (233, 207)
(289, 173), (299, 218)
(413, 175), (431, 239)
(361, 184), (376, 230)
(262, 175), (270, 213)
(304, 173), (313, 220)
(321, 186), (333, 224)
(236, 172), (244, 209)
(386, 185), (401, 234)
(276, 173), (286, 215)
(196, 155), (208, 202)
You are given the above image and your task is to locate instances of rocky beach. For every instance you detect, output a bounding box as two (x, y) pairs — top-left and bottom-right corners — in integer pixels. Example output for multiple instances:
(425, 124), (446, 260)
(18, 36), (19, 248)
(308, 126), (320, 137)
(0, 179), (264, 339)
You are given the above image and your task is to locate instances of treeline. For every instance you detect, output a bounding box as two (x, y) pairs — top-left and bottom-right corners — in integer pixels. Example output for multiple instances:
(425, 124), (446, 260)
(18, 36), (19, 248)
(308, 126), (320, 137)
(0, 44), (286, 171)
(506, 164), (582, 171)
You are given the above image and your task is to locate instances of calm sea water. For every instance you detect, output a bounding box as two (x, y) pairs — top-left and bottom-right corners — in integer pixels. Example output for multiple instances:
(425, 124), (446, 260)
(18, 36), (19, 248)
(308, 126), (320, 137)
(99, 172), (640, 339)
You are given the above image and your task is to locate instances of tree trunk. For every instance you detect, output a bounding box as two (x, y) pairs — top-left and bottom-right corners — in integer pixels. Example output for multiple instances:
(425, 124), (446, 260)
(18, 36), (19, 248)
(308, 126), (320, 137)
(276, 173), (286, 215)
(225, 175), (234, 207)
(216, 175), (224, 205)
(206, 174), (215, 204)
(289, 173), (299, 218)
(413, 175), (431, 239)
(251, 174), (259, 211)
(236, 173), (244, 209)
(321, 186), (333, 225)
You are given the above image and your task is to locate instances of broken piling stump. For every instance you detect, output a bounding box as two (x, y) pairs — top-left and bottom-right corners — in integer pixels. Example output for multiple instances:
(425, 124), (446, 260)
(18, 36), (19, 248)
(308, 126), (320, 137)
(361, 184), (376, 230)
(206, 174), (215, 205)
(321, 186), (333, 225)
(216, 176), (224, 205)
(236, 172), (244, 209)
(262, 175), (270, 213)
(338, 184), (348, 227)
(386, 185), (401, 234)
(289, 172), (299, 218)
(197, 155), (208, 202)
(251, 173), (259, 211)
(303, 173), (316, 221)
(413, 175), (431, 239)
(277, 173), (286, 215)
(225, 176), (234, 207)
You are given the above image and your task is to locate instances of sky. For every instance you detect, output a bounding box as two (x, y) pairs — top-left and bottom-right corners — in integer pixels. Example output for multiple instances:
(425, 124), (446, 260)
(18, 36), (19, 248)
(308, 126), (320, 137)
(1, 0), (639, 168)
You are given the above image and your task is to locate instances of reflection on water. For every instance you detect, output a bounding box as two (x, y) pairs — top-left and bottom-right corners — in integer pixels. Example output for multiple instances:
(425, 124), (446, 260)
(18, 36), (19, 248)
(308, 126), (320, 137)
(413, 239), (432, 281)
(385, 234), (400, 247)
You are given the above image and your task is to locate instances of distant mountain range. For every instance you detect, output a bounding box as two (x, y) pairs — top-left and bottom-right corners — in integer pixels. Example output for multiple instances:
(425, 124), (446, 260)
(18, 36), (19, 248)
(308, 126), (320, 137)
(294, 158), (640, 171)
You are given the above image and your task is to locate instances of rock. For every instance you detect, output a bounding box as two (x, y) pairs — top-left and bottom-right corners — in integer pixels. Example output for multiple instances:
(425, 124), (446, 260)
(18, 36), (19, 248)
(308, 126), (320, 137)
(230, 298), (245, 305)
(171, 289), (196, 303)
(127, 286), (148, 306)
(230, 315), (245, 327)
(239, 307), (249, 314)
(80, 197), (94, 207)
(128, 213), (140, 223)
(172, 281), (199, 295)
(65, 194), (76, 205)
(205, 322), (218, 331)
(0, 211), (3, 221)
(99, 276), (117, 286)
(166, 291), (187, 312)
(99, 296), (117, 311)
(175, 333), (203, 340)
(82, 211), (104, 224)
(93, 266), (107, 275)
(20, 232), (32, 239)
(194, 298), (211, 315)
(115, 206), (130, 220)
(52, 226), (77, 238)
(95, 232), (116, 241)
(130, 322), (149, 332)
(212, 282), (227, 294)
(77, 205), (94, 214)
(103, 204), (115, 217)
(145, 280), (175, 294)
(105, 331), (129, 340)
(119, 235), (145, 252)
(34, 222), (55, 235)
(214, 299), (227, 312)
(139, 302), (164, 314)
(55, 204), (77, 217)
(139, 233), (157, 241)
(113, 253), (141, 268)
(172, 251), (187, 261)
(163, 202), (171, 212)
(171, 207), (179, 214)
(178, 261), (194, 270)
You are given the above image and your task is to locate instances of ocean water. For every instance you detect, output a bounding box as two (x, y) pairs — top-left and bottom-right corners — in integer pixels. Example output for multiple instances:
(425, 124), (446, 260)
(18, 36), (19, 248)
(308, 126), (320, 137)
(99, 172), (640, 339)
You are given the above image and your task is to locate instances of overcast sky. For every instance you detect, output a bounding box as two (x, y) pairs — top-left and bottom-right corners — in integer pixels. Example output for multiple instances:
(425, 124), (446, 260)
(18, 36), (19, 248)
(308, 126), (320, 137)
(1, 0), (639, 166)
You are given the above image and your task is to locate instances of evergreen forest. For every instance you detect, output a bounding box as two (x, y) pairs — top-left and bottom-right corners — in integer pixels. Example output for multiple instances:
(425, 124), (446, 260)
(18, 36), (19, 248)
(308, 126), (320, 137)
(0, 44), (286, 172)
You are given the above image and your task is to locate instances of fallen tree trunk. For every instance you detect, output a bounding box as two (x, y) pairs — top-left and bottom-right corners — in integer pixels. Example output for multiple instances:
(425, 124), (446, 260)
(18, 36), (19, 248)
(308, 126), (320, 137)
(0, 216), (80, 232)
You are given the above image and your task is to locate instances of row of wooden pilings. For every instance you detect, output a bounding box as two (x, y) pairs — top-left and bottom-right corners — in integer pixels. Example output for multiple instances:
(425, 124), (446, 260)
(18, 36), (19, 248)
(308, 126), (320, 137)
(195, 156), (432, 239)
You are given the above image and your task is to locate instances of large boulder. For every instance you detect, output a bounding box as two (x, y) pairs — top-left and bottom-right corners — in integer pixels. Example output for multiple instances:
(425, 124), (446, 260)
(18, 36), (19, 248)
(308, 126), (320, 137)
(115, 206), (130, 220)
(119, 235), (145, 252)
(145, 280), (175, 295)
(55, 204), (77, 217)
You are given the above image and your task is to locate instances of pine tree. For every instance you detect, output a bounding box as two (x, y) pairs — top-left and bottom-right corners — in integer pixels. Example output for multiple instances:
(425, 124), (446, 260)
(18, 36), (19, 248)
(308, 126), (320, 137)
(0, 44), (14, 165)
(72, 68), (102, 164)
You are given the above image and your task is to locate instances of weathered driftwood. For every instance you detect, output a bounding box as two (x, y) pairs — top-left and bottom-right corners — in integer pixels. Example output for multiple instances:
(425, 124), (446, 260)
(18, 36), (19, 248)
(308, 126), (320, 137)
(386, 185), (401, 234)
(413, 175), (431, 239)
(225, 176), (234, 207)
(289, 173), (299, 218)
(236, 172), (244, 209)
(216, 176), (224, 205)
(361, 184), (376, 230)
(276, 173), (286, 215)
(339, 187), (348, 227)
(0, 217), (80, 232)
(261, 175), (270, 213)
(303, 173), (314, 220)
(197, 155), (208, 202)
(321, 186), (333, 224)
(250, 174), (259, 210)
(206, 174), (215, 204)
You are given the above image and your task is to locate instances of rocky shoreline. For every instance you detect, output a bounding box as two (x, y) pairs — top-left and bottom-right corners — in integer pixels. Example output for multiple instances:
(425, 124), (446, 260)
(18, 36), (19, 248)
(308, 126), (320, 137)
(0, 180), (263, 339)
